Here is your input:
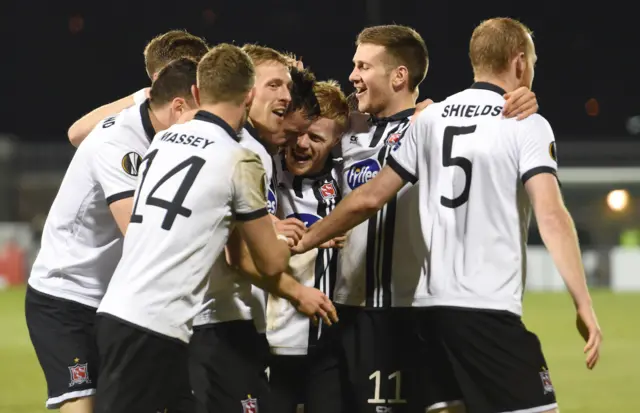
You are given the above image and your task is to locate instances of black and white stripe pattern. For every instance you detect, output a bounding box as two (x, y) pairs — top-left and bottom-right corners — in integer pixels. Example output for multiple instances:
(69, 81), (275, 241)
(279, 157), (342, 343)
(365, 115), (412, 308)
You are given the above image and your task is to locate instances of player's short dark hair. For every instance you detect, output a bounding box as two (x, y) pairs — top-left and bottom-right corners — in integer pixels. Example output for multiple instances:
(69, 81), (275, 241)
(357, 25), (429, 91)
(149, 58), (197, 108)
(197, 43), (255, 106)
(144, 30), (209, 79)
(287, 67), (320, 119)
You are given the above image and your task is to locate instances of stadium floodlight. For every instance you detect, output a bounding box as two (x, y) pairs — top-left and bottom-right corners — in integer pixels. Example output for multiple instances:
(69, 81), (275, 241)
(607, 189), (629, 212)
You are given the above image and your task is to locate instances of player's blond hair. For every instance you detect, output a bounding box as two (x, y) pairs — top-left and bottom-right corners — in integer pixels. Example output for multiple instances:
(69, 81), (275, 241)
(241, 44), (289, 68)
(469, 18), (534, 77)
(143, 30), (209, 79)
(314, 81), (350, 135)
(197, 44), (255, 105)
(356, 25), (429, 91)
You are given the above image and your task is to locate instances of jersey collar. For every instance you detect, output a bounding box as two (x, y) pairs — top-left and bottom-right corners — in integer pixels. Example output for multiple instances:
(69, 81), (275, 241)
(194, 110), (239, 141)
(140, 99), (157, 142)
(368, 108), (415, 127)
(243, 121), (268, 149)
(470, 82), (506, 96)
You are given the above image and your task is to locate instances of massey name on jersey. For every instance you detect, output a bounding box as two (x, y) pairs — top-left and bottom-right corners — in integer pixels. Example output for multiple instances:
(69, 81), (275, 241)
(158, 131), (215, 149)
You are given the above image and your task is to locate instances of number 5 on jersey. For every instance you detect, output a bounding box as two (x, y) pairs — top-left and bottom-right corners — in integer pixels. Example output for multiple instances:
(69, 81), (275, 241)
(130, 149), (206, 230)
(440, 125), (476, 208)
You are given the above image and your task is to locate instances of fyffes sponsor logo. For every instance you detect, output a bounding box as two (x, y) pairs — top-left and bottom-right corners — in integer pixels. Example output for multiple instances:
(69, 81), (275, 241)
(346, 158), (381, 189)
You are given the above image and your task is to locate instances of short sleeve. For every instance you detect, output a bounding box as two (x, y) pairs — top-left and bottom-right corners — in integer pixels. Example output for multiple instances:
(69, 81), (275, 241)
(387, 114), (424, 184)
(232, 151), (269, 221)
(93, 140), (142, 205)
(518, 115), (558, 184)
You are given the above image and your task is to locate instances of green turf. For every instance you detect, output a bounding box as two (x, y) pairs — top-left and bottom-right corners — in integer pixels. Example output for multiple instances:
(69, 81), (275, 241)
(1, 287), (637, 412)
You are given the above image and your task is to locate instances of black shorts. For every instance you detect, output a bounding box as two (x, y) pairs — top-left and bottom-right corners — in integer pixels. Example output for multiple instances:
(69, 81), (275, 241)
(24, 286), (99, 409)
(189, 320), (271, 413)
(269, 343), (347, 413)
(415, 306), (558, 413)
(333, 304), (420, 413)
(93, 315), (191, 413)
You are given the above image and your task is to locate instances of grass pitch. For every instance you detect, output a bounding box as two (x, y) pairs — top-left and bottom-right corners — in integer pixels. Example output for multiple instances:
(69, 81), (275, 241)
(1, 287), (637, 412)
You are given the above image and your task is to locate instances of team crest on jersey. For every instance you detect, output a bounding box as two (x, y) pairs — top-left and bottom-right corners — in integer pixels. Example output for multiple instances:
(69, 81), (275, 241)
(267, 187), (277, 215)
(68, 359), (90, 386)
(539, 368), (554, 394)
(241, 395), (258, 413)
(385, 132), (401, 147)
(121, 152), (143, 176)
(549, 142), (557, 162)
(320, 182), (337, 200)
(346, 158), (381, 189)
(287, 212), (321, 228)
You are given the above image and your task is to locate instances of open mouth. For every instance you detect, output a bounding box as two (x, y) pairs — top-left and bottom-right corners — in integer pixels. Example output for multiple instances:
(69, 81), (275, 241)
(292, 152), (312, 162)
(355, 86), (367, 99)
(272, 108), (285, 118)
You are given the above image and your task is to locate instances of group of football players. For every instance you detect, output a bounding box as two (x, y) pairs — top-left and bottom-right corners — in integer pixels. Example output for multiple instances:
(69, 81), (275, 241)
(25, 16), (601, 413)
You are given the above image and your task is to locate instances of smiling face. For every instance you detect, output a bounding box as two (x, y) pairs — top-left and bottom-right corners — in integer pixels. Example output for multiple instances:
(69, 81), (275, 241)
(248, 61), (292, 139)
(285, 116), (340, 176)
(349, 43), (396, 116)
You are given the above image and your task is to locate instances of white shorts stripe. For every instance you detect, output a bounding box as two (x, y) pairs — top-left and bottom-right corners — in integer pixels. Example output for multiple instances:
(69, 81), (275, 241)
(426, 399), (464, 412)
(499, 402), (558, 413)
(46, 388), (96, 409)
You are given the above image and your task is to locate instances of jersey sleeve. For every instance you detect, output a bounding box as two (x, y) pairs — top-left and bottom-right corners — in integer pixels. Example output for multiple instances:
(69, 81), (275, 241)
(231, 150), (269, 221)
(387, 114), (424, 184)
(518, 114), (559, 184)
(92, 138), (142, 205)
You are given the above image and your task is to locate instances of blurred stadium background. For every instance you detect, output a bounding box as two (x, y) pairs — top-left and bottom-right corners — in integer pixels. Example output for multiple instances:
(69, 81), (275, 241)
(1, 1), (639, 412)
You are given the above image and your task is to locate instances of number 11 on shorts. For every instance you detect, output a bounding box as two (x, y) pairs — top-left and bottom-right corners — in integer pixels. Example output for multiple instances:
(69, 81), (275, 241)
(368, 370), (407, 404)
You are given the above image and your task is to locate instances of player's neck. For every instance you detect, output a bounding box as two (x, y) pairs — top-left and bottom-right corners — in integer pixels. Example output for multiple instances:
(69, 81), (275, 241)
(199, 103), (245, 133)
(148, 108), (168, 134)
(247, 118), (279, 155)
(373, 92), (415, 118)
(473, 75), (517, 94)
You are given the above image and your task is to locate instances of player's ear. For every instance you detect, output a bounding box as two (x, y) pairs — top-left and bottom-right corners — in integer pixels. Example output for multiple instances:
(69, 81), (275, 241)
(392, 65), (409, 91)
(191, 84), (201, 107)
(171, 97), (187, 115)
(514, 52), (526, 81)
(244, 86), (256, 107)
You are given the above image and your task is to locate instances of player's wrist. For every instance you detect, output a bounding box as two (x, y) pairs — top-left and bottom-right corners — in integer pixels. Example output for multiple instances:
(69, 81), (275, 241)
(574, 296), (593, 310)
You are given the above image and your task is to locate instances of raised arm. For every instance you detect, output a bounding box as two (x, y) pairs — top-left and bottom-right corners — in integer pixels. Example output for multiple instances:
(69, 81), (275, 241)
(68, 88), (148, 147)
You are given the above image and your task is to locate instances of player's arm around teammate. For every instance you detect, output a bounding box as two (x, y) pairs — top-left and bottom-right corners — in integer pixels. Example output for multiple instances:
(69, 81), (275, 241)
(67, 30), (208, 146)
(226, 229), (338, 325)
(412, 85), (539, 123)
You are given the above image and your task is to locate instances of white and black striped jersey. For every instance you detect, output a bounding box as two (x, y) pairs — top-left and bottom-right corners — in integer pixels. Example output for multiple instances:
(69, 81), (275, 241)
(388, 82), (558, 315)
(267, 154), (342, 355)
(98, 111), (269, 343)
(337, 108), (423, 308)
(29, 101), (155, 308)
(194, 122), (275, 333)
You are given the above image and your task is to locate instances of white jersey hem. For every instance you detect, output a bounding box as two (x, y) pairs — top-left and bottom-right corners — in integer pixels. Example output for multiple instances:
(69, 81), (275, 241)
(269, 346), (309, 356)
(193, 308), (253, 327)
(27, 279), (100, 309)
(411, 296), (523, 316)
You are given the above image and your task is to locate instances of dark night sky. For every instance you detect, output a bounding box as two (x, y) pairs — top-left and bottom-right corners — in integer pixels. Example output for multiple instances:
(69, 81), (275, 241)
(3, 1), (639, 142)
